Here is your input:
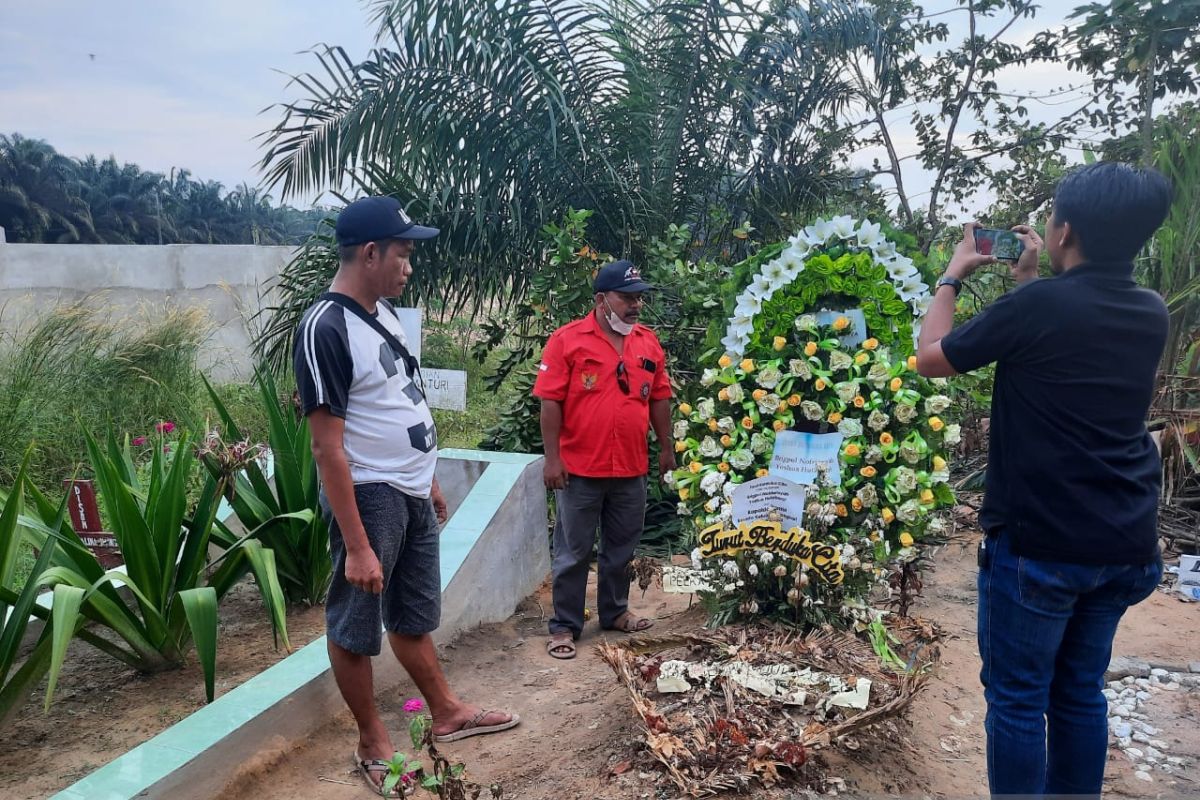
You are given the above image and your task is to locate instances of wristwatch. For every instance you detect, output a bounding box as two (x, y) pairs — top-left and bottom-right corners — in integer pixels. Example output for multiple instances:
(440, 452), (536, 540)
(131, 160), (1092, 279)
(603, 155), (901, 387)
(936, 275), (963, 296)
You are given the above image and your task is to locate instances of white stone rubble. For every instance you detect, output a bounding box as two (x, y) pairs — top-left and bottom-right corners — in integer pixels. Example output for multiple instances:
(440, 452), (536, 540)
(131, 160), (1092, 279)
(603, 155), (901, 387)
(1105, 665), (1197, 780)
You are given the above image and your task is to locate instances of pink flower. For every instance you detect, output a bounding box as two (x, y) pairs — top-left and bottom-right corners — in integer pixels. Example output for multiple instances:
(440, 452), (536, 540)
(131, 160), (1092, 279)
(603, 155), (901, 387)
(155, 421), (176, 434)
(403, 698), (425, 713)
(131, 436), (148, 447)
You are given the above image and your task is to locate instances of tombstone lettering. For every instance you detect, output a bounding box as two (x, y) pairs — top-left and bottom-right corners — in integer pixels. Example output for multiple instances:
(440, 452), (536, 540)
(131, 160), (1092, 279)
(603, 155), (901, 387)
(64, 479), (123, 568)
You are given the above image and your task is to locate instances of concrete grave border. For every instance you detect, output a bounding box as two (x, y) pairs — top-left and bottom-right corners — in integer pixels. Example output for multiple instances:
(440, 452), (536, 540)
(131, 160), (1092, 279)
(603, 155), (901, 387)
(51, 449), (547, 800)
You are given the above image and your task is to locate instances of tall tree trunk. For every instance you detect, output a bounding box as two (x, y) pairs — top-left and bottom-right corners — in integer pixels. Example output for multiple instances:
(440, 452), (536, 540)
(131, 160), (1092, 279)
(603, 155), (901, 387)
(1140, 26), (1159, 167)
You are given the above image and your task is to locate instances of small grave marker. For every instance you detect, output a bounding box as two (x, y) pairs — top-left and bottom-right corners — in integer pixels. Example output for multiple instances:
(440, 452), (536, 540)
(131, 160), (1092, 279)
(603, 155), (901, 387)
(64, 479), (123, 568)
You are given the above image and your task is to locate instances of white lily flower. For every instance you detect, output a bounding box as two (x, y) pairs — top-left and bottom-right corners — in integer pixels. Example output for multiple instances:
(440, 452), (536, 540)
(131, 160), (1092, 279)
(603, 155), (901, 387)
(805, 218), (834, 244)
(744, 274), (775, 301)
(885, 255), (918, 281)
(830, 215), (856, 239)
(856, 220), (882, 248)
(720, 334), (744, 356)
(912, 294), (934, 317)
(734, 292), (763, 316)
(896, 275), (929, 302)
(872, 238), (898, 260)
(760, 258), (789, 289)
(786, 234), (812, 257)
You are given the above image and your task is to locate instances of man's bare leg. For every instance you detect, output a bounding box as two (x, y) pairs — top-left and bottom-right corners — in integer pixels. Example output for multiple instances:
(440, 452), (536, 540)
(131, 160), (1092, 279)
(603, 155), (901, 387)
(329, 639), (393, 766)
(387, 632), (514, 735)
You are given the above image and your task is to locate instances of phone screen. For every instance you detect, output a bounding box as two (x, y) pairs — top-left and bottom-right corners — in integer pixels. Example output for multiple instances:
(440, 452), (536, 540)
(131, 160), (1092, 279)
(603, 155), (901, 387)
(973, 228), (1025, 261)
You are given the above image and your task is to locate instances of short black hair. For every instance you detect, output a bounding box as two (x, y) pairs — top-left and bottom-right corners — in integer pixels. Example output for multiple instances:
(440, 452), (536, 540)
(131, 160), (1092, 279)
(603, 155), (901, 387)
(1051, 162), (1174, 262)
(338, 238), (399, 264)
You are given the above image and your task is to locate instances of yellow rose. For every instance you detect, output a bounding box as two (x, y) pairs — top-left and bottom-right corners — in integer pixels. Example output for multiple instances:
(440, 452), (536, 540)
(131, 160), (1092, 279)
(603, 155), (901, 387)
(880, 432), (894, 446)
(844, 443), (861, 458)
(674, 441), (687, 453)
(773, 336), (787, 351)
(854, 352), (870, 365)
(863, 338), (879, 351)
(882, 507), (895, 524)
(719, 355), (733, 368)
(741, 416), (754, 430)
(815, 378), (827, 391)
(688, 461), (702, 474)
(833, 316), (850, 331)
(720, 434), (733, 447)
(679, 488), (690, 501)
(756, 468), (769, 478)
(899, 532), (914, 548)
(890, 377), (903, 392)
(787, 394), (801, 407)
(860, 466), (877, 478)
(869, 531), (881, 542)
(740, 359), (756, 373)
(851, 497), (864, 512)
(828, 411), (843, 425)
(929, 416), (945, 432)
(773, 420), (786, 432)
(933, 455), (947, 472)
(718, 388), (729, 402)
(718, 462), (731, 473)
(752, 389), (767, 402)
(906, 355), (918, 371)
(853, 395), (865, 408)
(678, 403), (692, 416)
(708, 418), (720, 432)
(804, 341), (818, 357)
(836, 504), (848, 517)
(920, 489), (935, 504)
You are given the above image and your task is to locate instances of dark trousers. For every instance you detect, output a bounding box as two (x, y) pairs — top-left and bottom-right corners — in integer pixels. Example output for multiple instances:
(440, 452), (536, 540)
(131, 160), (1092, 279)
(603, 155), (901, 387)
(978, 531), (1162, 797)
(548, 475), (647, 638)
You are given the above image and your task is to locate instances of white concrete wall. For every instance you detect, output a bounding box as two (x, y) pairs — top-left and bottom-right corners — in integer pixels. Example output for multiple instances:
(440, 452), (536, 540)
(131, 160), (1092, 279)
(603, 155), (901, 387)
(0, 243), (297, 382)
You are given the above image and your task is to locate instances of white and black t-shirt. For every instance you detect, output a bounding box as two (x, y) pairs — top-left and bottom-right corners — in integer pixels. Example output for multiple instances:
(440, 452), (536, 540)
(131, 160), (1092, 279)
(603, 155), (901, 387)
(294, 292), (438, 499)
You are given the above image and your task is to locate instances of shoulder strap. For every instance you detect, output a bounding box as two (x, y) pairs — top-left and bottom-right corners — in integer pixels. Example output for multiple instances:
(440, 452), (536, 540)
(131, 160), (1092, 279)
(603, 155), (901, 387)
(320, 292), (426, 399)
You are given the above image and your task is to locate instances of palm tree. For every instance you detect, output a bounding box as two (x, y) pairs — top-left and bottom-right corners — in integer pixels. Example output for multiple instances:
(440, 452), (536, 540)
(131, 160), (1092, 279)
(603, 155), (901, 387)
(254, 0), (882, 368)
(0, 134), (96, 243)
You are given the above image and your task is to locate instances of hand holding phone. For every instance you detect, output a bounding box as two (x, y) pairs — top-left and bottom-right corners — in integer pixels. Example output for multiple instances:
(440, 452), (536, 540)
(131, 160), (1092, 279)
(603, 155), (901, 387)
(973, 227), (1025, 261)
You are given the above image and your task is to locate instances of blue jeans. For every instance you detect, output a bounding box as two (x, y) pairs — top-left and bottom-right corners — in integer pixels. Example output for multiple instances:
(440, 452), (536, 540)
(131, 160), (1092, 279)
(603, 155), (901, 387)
(977, 532), (1162, 798)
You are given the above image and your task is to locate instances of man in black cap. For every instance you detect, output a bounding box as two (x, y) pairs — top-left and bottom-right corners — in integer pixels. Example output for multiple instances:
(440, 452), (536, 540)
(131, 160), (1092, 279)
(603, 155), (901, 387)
(532, 259), (676, 659)
(294, 196), (517, 796)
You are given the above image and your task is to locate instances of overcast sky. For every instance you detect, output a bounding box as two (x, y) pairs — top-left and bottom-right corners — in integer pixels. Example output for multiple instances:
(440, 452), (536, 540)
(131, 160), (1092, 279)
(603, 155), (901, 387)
(2, 1), (1100, 215)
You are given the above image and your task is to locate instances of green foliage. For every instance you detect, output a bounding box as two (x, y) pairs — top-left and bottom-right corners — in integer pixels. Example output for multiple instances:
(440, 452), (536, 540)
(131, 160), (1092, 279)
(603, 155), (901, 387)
(0, 454), (61, 726)
(0, 302), (208, 491)
(0, 133), (326, 244)
(202, 371), (330, 606)
(255, 0), (887, 365)
(20, 427), (291, 706)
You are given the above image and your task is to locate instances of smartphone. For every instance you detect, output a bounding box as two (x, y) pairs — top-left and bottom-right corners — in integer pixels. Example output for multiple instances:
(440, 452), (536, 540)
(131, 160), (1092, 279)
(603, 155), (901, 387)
(973, 227), (1025, 261)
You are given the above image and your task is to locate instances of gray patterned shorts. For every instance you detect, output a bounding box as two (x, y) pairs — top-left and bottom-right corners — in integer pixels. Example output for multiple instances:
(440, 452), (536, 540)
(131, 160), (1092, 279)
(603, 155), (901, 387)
(321, 482), (442, 655)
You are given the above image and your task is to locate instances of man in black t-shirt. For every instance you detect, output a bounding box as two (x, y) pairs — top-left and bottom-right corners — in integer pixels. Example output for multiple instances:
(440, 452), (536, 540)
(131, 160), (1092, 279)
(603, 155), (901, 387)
(916, 162), (1173, 798)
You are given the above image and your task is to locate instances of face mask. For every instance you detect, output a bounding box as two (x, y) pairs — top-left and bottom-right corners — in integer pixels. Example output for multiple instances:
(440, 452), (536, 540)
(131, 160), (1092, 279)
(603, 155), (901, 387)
(603, 296), (634, 336)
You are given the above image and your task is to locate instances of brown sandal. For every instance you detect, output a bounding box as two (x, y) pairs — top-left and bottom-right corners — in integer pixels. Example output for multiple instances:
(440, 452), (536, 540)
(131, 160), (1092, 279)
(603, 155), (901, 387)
(605, 612), (654, 633)
(353, 750), (402, 797)
(546, 633), (576, 660)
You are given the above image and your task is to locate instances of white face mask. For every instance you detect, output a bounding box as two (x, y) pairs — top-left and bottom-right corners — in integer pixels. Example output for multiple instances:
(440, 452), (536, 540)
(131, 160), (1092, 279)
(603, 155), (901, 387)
(603, 295), (634, 336)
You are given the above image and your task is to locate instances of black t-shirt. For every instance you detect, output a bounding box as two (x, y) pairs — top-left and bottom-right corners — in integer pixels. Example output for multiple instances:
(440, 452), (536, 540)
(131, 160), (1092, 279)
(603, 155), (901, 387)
(941, 262), (1166, 565)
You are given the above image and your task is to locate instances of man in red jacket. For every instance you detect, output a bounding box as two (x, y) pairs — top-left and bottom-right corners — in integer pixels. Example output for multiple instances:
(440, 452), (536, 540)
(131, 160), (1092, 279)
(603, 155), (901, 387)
(533, 260), (676, 659)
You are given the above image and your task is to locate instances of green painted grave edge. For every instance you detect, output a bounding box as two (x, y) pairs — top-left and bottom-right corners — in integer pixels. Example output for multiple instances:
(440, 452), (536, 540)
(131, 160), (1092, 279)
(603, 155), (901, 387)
(52, 449), (539, 800)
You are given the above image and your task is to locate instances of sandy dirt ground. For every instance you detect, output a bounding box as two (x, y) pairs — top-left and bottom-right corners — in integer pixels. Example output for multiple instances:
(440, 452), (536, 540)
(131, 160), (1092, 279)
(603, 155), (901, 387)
(0, 582), (328, 799)
(4, 524), (1197, 799)
(220, 530), (1200, 800)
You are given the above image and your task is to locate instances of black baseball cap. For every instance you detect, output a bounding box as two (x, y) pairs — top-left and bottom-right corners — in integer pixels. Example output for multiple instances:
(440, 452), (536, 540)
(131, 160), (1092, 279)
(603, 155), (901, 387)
(593, 259), (653, 293)
(335, 196), (439, 246)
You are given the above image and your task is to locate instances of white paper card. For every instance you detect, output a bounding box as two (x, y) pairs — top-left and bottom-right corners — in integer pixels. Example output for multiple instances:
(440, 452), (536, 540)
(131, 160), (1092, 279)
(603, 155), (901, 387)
(731, 475), (807, 530)
(770, 431), (844, 486)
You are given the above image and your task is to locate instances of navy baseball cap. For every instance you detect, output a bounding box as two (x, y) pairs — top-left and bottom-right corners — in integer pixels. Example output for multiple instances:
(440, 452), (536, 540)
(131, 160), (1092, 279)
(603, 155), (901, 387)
(335, 196), (439, 246)
(593, 259), (653, 293)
